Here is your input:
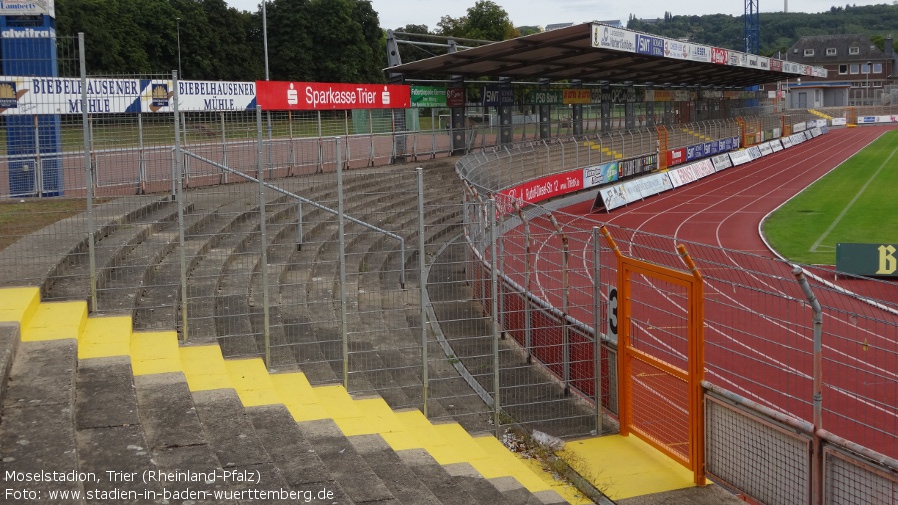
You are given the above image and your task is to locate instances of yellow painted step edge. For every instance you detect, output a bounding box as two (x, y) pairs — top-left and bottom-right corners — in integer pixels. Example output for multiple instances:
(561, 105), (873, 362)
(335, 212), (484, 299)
(0, 287), (574, 504)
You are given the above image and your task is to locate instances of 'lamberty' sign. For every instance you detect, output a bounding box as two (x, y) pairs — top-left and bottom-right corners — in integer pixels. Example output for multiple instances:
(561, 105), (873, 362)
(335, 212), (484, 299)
(256, 81), (411, 111)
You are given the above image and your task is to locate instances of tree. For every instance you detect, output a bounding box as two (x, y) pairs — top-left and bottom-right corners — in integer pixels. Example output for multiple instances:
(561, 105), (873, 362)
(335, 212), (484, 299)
(464, 1), (518, 41)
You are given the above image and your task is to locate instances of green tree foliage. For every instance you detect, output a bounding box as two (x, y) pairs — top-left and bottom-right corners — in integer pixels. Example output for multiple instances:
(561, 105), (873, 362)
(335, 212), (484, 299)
(626, 3), (898, 56)
(54, 0), (383, 82)
(437, 1), (517, 41)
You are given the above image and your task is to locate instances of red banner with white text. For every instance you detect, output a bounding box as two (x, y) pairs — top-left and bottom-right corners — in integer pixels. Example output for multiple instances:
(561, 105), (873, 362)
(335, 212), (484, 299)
(255, 81), (411, 111)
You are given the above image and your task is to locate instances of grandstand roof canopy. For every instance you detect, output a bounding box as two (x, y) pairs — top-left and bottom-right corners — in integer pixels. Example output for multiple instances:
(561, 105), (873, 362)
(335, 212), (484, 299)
(388, 23), (803, 89)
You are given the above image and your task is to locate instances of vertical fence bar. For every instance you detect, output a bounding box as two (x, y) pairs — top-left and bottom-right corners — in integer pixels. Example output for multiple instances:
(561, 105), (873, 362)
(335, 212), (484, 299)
(514, 203), (532, 363)
(220, 112), (228, 184)
(257, 106), (272, 368)
(550, 214), (570, 394)
(592, 226), (602, 435)
(79, 33), (97, 312)
(489, 198), (501, 437)
(793, 265), (824, 505)
(33, 116), (43, 197)
(296, 202), (303, 251)
(173, 70), (189, 343)
(417, 167), (428, 417)
(337, 137), (349, 388)
(138, 113), (146, 193)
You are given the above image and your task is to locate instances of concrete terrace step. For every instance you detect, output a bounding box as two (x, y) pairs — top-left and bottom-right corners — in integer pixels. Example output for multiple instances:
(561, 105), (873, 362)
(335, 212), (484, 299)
(0, 287), (579, 505)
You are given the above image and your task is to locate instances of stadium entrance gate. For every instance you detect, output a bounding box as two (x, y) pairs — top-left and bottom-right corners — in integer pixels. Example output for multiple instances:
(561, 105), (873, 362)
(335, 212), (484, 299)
(600, 227), (706, 485)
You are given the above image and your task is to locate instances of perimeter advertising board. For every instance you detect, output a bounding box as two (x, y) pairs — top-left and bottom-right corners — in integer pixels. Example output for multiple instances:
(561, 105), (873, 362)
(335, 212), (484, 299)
(256, 81), (410, 111)
(837, 243), (898, 277)
(0, 0), (53, 16)
(410, 85), (446, 107)
(0, 77), (257, 114)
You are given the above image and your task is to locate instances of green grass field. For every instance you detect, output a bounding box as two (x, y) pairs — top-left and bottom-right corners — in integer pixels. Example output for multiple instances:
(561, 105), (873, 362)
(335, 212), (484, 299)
(763, 130), (898, 265)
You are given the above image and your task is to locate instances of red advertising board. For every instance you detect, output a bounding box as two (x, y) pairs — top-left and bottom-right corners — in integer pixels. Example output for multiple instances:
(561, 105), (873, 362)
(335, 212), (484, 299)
(255, 81), (411, 110)
(710, 47), (728, 65)
(496, 170), (583, 215)
(667, 148), (687, 167)
(446, 87), (465, 107)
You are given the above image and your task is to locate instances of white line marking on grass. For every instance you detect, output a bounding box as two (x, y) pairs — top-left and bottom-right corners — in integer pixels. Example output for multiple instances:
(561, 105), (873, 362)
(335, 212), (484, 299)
(809, 143), (898, 252)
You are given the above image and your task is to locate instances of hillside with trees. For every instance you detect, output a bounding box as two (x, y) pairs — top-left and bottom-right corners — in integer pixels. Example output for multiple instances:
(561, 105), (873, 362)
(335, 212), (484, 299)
(38, 0), (898, 82)
(626, 3), (898, 56)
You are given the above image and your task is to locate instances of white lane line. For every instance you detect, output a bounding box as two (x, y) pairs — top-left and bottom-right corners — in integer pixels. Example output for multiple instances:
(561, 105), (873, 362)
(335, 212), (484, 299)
(809, 142), (898, 252)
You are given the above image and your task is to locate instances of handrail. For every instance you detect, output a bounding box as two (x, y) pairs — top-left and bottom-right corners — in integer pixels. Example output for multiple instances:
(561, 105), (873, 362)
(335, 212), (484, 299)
(180, 149), (407, 288)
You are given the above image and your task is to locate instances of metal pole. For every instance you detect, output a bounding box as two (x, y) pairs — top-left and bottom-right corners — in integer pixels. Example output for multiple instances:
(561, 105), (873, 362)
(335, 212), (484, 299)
(417, 168), (428, 417)
(220, 112), (228, 184)
(138, 113), (146, 193)
(262, 1), (273, 177)
(257, 106), (272, 368)
(792, 265), (824, 505)
(489, 198), (501, 437)
(592, 226), (602, 435)
(173, 70), (189, 343)
(549, 213), (570, 395)
(337, 138), (349, 388)
(514, 202), (532, 363)
(79, 33), (98, 312)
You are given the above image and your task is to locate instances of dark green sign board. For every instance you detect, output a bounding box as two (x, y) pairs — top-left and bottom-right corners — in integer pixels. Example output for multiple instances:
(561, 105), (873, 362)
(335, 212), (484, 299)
(525, 90), (563, 105)
(836, 242), (898, 277)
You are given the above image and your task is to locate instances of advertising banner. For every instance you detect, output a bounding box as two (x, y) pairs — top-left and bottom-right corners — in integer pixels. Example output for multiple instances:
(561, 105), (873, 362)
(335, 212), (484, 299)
(618, 154), (657, 178)
(482, 86), (514, 107)
(710, 47), (728, 65)
(665, 39), (690, 60)
(636, 34), (665, 57)
(497, 170), (583, 214)
(689, 44), (712, 63)
(563, 89), (591, 104)
(595, 183), (630, 212)
(446, 87), (465, 107)
(781, 136), (793, 148)
(255, 81), (410, 110)
(147, 80), (257, 112)
(667, 147), (687, 167)
(729, 149), (753, 166)
(411, 85), (446, 107)
(622, 172), (673, 199)
(0, 0), (53, 16)
(583, 161), (619, 188)
(668, 159), (715, 187)
(711, 153), (733, 171)
(592, 24), (636, 52)
(0, 76), (143, 114)
(836, 243), (898, 277)
(526, 89), (562, 105)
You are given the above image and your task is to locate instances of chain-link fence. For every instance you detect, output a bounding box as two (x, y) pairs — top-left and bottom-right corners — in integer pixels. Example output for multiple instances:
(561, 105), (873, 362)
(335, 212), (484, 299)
(4, 30), (898, 505)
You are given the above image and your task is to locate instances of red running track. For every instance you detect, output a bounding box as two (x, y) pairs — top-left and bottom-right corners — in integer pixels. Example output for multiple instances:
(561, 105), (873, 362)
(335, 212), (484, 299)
(498, 125), (898, 459)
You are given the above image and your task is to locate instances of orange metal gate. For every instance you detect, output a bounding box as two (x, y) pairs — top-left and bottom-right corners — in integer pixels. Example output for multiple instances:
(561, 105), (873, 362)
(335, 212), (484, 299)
(601, 227), (706, 485)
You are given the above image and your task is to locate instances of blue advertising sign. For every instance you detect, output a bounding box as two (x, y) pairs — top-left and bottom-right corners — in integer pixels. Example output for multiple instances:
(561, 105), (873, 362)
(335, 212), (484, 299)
(483, 86), (514, 107)
(636, 34), (665, 57)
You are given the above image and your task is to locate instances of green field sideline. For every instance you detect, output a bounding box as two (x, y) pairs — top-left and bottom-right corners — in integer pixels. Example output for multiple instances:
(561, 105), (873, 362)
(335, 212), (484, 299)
(763, 129), (898, 265)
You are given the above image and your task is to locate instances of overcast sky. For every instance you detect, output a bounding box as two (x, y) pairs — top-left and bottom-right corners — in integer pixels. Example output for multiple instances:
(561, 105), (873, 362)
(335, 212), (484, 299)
(225, 0), (888, 31)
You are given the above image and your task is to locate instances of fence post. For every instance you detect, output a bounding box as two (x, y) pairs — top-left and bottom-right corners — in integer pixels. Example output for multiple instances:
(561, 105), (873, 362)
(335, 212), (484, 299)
(514, 202), (532, 363)
(549, 213), (570, 395)
(793, 265), (824, 505)
(488, 198), (501, 437)
(173, 70), (189, 343)
(592, 226), (602, 435)
(138, 113), (146, 194)
(79, 33), (98, 312)
(219, 112), (228, 184)
(337, 137), (349, 388)
(417, 168), (429, 417)
(256, 106), (272, 369)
